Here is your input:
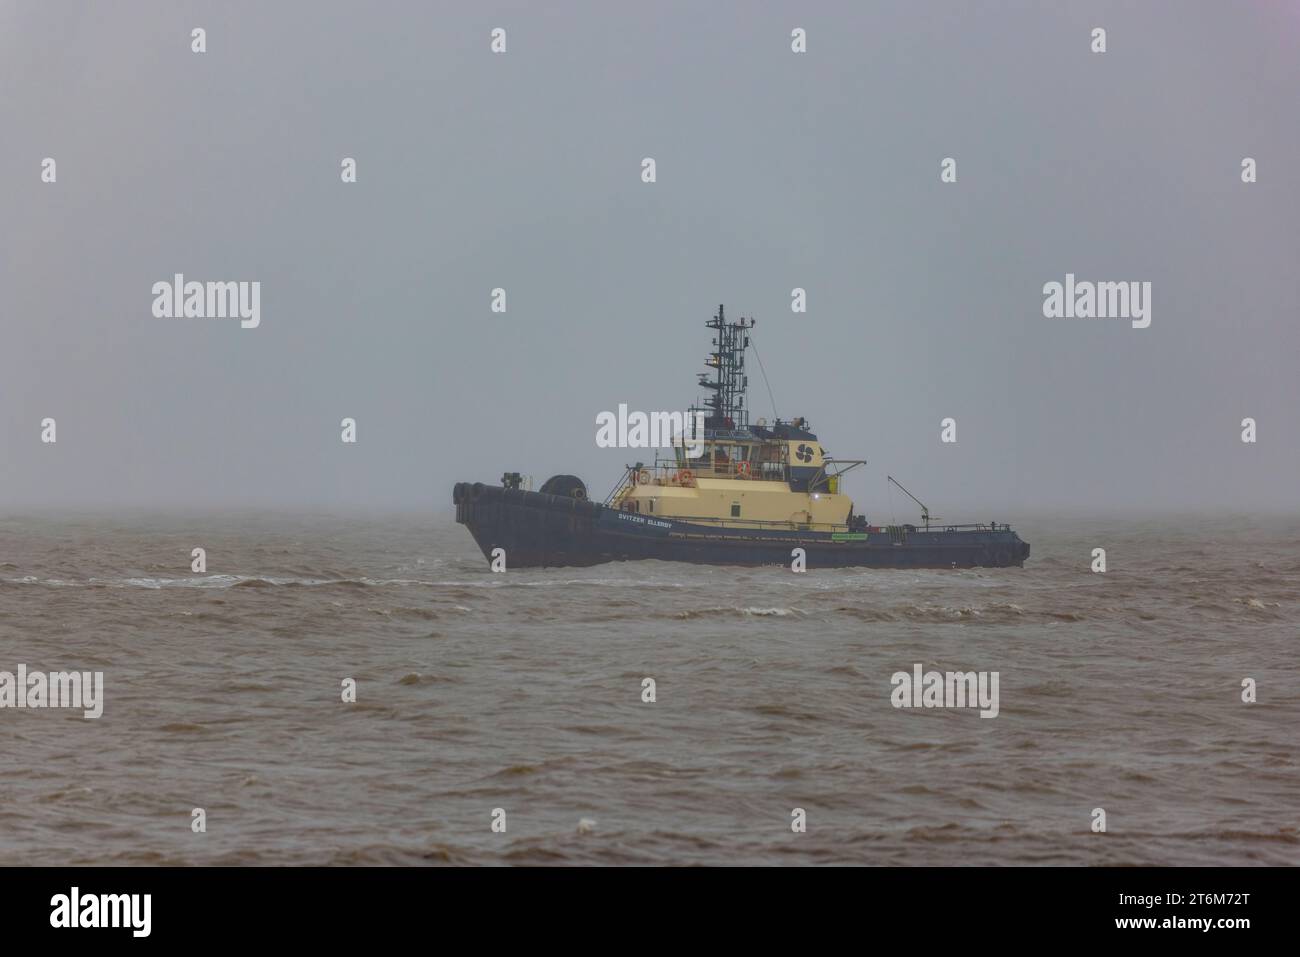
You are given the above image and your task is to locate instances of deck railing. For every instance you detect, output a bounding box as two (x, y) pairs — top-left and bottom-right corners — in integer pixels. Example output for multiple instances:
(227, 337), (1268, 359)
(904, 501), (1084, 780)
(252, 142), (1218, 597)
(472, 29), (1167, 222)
(605, 512), (1014, 535)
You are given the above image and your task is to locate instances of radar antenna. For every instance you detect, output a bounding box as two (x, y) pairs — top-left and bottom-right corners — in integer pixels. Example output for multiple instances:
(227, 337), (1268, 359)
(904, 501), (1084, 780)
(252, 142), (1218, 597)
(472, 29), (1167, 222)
(696, 303), (755, 430)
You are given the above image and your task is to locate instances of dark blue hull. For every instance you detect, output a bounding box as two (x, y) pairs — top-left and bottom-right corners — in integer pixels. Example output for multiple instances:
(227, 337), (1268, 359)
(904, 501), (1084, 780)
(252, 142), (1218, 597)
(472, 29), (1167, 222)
(453, 483), (1030, 569)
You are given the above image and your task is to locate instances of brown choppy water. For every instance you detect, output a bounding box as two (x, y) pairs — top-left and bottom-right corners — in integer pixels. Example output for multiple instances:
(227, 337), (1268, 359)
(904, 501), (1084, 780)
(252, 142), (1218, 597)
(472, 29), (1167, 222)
(1, 511), (1297, 865)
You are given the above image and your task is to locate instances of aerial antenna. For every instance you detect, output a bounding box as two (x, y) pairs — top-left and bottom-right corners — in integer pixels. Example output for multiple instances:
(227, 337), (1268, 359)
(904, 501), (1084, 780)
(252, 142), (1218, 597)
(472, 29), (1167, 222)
(698, 304), (755, 428)
(887, 475), (936, 529)
(747, 329), (779, 422)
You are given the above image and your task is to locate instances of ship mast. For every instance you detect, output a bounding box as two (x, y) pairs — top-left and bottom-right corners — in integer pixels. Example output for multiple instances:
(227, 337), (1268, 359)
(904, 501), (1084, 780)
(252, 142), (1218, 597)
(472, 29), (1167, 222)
(698, 304), (754, 430)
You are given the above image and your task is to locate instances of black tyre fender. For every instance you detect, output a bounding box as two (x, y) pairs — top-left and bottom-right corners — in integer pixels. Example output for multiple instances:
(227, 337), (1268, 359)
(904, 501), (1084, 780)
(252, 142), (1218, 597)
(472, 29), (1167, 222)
(539, 475), (588, 500)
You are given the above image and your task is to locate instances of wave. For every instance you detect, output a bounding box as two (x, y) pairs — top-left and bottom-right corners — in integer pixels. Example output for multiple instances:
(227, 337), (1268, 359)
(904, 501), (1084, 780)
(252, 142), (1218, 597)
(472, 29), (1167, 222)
(670, 606), (802, 620)
(1, 573), (699, 592)
(2, 573), (454, 590)
(396, 672), (460, 686)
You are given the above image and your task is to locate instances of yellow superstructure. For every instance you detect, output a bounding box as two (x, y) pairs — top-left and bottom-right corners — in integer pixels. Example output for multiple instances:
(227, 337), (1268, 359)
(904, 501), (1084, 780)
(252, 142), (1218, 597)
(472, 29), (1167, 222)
(607, 305), (864, 531)
(611, 429), (858, 529)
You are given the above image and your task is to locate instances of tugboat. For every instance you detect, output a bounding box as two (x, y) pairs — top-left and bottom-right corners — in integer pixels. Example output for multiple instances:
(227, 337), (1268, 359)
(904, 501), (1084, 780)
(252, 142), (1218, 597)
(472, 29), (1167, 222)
(453, 306), (1030, 569)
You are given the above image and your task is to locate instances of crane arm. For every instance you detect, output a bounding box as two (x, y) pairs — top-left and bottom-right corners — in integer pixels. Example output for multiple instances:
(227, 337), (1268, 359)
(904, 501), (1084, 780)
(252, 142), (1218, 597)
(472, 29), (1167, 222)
(887, 475), (935, 527)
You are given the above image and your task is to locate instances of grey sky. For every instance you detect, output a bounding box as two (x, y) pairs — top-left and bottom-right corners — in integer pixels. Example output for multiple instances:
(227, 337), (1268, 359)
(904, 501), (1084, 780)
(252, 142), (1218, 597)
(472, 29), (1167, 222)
(2, 1), (1297, 514)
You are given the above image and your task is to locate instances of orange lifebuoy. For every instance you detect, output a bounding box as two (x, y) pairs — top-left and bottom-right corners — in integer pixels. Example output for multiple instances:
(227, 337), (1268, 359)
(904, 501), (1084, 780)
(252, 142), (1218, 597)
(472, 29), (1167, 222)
(636, 469), (651, 485)
(736, 461), (751, 478)
(677, 469), (694, 486)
